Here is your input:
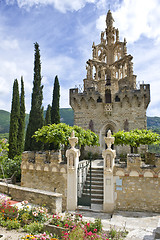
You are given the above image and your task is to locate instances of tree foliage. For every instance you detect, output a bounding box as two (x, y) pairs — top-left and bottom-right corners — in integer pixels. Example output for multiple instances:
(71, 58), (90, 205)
(113, 129), (160, 150)
(51, 75), (60, 124)
(45, 104), (51, 125)
(8, 79), (20, 159)
(17, 77), (25, 155)
(0, 139), (9, 164)
(33, 123), (99, 150)
(25, 42), (44, 151)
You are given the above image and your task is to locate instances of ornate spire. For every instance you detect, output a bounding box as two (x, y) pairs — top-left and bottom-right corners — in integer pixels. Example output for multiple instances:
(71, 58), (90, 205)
(106, 10), (114, 28)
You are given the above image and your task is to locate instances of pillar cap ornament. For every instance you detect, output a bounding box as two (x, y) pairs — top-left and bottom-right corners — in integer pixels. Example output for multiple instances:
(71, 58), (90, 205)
(104, 130), (114, 149)
(68, 131), (78, 148)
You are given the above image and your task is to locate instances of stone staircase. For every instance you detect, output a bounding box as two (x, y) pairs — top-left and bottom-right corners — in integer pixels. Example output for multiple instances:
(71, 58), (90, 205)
(83, 167), (103, 205)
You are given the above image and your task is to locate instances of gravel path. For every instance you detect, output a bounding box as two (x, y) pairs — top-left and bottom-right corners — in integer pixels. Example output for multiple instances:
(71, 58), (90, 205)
(0, 226), (28, 240)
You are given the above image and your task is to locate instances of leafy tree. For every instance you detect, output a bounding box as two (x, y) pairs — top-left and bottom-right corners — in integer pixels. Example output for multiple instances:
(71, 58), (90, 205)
(0, 138), (9, 178)
(25, 42), (44, 151)
(113, 129), (160, 153)
(2, 155), (22, 182)
(45, 104), (51, 125)
(17, 76), (25, 155)
(8, 79), (20, 159)
(44, 104), (51, 150)
(33, 123), (99, 151)
(51, 75), (60, 124)
(0, 139), (9, 164)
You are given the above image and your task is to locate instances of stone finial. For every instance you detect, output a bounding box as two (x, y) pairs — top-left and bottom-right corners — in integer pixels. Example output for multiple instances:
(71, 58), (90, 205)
(104, 130), (115, 149)
(68, 131), (78, 149)
(106, 10), (114, 28)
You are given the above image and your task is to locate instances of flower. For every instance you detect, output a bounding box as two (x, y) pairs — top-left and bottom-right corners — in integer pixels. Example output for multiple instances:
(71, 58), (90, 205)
(88, 231), (92, 236)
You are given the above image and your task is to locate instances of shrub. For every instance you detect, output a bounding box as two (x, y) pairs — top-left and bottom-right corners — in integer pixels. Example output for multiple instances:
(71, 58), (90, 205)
(2, 155), (22, 182)
(18, 201), (49, 224)
(3, 219), (21, 230)
(23, 221), (44, 234)
(0, 200), (18, 220)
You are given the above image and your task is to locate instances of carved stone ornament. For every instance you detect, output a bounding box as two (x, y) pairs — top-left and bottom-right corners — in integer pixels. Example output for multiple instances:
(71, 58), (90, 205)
(104, 130), (114, 149)
(69, 152), (75, 168)
(104, 104), (112, 115)
(68, 131), (78, 149)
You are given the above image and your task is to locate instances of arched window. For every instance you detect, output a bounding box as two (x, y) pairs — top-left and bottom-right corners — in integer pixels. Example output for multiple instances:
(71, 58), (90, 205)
(89, 120), (94, 132)
(124, 119), (129, 131)
(105, 89), (111, 103)
(115, 95), (120, 102)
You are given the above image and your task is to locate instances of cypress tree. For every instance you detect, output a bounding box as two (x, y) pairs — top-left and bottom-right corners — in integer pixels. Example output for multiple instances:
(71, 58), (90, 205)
(25, 42), (44, 151)
(8, 79), (20, 159)
(44, 104), (51, 150)
(51, 75), (60, 124)
(17, 76), (25, 155)
(45, 104), (51, 125)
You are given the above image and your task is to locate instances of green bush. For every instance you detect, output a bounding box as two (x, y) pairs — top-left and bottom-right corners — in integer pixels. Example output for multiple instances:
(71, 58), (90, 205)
(4, 219), (21, 230)
(2, 155), (21, 182)
(23, 221), (44, 234)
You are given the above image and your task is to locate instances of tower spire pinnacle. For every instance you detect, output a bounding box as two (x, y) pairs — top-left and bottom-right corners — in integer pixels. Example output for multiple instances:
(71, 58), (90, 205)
(106, 10), (114, 28)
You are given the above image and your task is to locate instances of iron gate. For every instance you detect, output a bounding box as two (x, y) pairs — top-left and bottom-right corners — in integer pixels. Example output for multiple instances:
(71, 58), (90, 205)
(77, 159), (91, 207)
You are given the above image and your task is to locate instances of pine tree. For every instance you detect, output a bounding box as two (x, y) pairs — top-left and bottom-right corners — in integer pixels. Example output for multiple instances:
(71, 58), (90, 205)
(25, 42), (44, 151)
(45, 104), (51, 125)
(51, 75), (60, 124)
(8, 79), (20, 159)
(17, 76), (25, 155)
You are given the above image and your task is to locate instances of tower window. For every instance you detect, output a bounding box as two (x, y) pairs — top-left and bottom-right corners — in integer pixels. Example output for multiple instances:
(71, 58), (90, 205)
(115, 95), (120, 102)
(89, 120), (94, 132)
(124, 119), (129, 131)
(97, 96), (102, 103)
(105, 89), (111, 103)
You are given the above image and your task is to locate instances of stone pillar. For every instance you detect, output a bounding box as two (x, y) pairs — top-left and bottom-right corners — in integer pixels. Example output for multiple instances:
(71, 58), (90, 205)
(66, 131), (80, 211)
(102, 130), (116, 213)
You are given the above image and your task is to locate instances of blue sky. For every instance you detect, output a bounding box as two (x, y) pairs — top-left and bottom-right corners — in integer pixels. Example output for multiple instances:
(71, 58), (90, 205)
(0, 0), (160, 117)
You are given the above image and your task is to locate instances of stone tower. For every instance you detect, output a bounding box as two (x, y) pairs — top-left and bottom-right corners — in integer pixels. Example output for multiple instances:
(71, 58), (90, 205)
(70, 10), (150, 154)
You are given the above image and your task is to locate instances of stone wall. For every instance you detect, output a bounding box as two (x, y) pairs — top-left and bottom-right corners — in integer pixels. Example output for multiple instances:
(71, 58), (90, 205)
(21, 151), (67, 211)
(0, 182), (62, 213)
(114, 154), (160, 212)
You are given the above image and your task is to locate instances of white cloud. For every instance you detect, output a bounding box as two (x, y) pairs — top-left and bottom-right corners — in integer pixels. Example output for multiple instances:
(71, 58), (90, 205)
(15, 0), (96, 13)
(96, 0), (160, 43)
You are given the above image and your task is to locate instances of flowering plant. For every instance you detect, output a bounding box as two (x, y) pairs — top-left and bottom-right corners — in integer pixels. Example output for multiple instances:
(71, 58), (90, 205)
(21, 232), (59, 240)
(0, 193), (11, 204)
(0, 199), (18, 220)
(50, 213), (83, 229)
(18, 201), (49, 224)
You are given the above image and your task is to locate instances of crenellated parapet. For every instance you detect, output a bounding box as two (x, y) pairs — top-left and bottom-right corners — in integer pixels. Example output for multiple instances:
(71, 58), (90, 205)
(70, 87), (101, 110)
(21, 150), (66, 174)
(114, 154), (160, 178)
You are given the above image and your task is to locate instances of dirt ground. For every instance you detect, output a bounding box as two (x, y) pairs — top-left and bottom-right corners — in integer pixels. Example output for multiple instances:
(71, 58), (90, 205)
(0, 226), (28, 240)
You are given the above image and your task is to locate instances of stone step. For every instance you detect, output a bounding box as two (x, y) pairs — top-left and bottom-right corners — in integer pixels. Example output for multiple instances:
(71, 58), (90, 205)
(91, 169), (103, 174)
(86, 176), (103, 181)
(85, 180), (103, 185)
(82, 193), (103, 200)
(91, 198), (103, 204)
(83, 189), (103, 195)
(84, 185), (103, 190)
(89, 172), (103, 176)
